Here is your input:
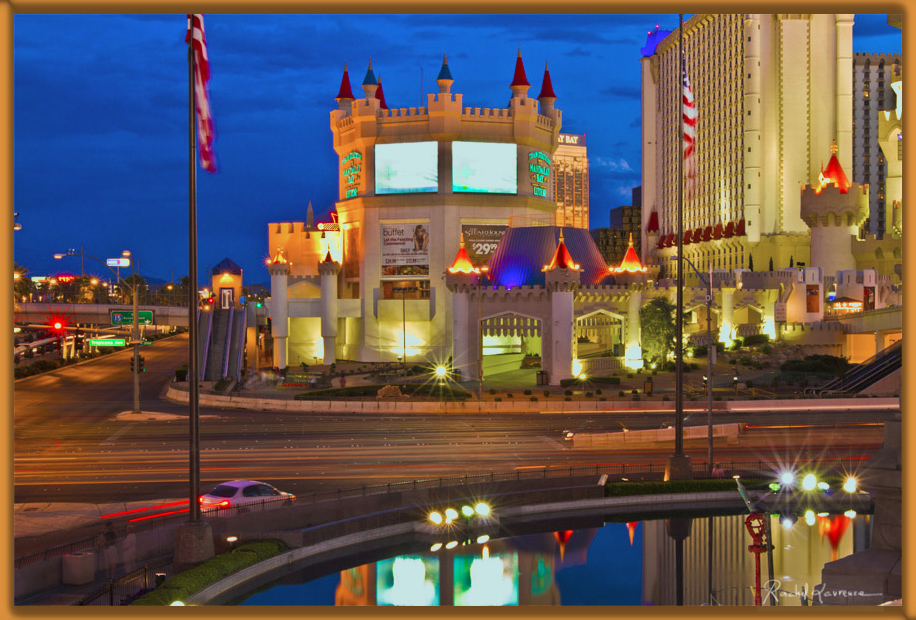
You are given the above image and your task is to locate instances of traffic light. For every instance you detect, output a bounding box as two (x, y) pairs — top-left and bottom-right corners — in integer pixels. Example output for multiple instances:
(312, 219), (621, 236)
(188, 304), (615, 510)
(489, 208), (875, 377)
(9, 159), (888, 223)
(74, 329), (83, 348)
(139, 355), (145, 373)
(130, 356), (135, 372)
(256, 301), (262, 308)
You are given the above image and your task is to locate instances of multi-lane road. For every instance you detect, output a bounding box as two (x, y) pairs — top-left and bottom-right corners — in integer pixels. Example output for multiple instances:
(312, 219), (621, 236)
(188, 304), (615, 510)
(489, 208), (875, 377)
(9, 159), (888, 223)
(14, 334), (894, 504)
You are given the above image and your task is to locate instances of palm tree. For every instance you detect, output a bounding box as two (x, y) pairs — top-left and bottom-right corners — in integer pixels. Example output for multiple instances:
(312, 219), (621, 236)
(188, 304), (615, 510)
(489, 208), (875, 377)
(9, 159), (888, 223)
(13, 262), (33, 304)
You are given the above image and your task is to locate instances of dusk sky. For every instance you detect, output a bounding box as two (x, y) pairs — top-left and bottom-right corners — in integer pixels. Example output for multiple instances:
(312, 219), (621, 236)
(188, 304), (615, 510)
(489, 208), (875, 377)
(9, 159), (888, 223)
(13, 13), (902, 286)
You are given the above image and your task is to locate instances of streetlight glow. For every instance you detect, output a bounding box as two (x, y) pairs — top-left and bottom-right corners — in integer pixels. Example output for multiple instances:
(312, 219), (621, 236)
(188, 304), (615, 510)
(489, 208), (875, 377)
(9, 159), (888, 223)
(436, 365), (447, 378)
(429, 511), (443, 525)
(843, 477), (858, 493)
(474, 502), (490, 516)
(461, 505), (474, 517)
(801, 474), (817, 491)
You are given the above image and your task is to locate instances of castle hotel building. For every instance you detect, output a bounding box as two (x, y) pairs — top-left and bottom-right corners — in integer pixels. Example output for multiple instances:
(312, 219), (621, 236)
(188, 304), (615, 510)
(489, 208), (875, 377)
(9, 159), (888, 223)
(640, 14), (856, 276)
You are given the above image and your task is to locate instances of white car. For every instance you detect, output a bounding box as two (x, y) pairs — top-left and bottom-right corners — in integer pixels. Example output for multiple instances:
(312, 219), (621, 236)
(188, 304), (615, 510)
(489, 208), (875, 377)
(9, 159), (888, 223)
(199, 480), (295, 511)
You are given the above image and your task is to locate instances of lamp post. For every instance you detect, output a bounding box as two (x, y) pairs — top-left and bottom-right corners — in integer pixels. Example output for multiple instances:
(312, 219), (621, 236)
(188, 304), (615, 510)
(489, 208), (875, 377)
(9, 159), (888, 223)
(393, 286), (418, 375)
(672, 255), (715, 476)
(55, 248), (142, 414)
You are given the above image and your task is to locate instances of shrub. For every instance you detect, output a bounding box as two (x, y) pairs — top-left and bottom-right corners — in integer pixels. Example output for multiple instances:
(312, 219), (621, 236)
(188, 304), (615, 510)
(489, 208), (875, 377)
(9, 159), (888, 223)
(585, 391), (593, 398)
(599, 397), (607, 402)
(743, 334), (770, 346)
(740, 356), (752, 366)
(760, 344), (773, 354)
(506, 393), (513, 398)
(632, 395), (641, 401)
(626, 373), (634, 379)
(494, 397), (502, 402)
(523, 389), (532, 396)
(564, 389), (573, 396)
(662, 395), (670, 401)
(631, 389), (638, 394)
(543, 390), (550, 398)
(530, 396), (538, 402)
(132, 540), (288, 606)
(596, 389), (602, 395)
(213, 376), (232, 391)
(489, 388), (496, 395)
(745, 380), (754, 389)
(730, 339), (744, 351)
(618, 391), (625, 397)
(564, 397), (572, 402)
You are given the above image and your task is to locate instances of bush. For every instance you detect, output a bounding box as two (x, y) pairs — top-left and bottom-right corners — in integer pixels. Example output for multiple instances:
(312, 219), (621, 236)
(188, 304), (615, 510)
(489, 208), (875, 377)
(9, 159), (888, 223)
(213, 376), (232, 391)
(743, 334), (770, 346)
(780, 354), (849, 376)
(596, 389), (603, 395)
(530, 396), (538, 402)
(626, 373), (634, 379)
(618, 391), (625, 397)
(564, 389), (573, 396)
(506, 393), (513, 398)
(730, 339), (744, 351)
(632, 395), (641, 401)
(631, 389), (638, 394)
(133, 540), (287, 606)
(523, 389), (532, 396)
(662, 395), (670, 401)
(760, 344), (773, 354)
(564, 397), (572, 402)
(745, 380), (754, 389)
(585, 391), (593, 398)
(495, 397), (502, 402)
(599, 397), (607, 401)
(543, 390), (550, 398)
(489, 388), (496, 395)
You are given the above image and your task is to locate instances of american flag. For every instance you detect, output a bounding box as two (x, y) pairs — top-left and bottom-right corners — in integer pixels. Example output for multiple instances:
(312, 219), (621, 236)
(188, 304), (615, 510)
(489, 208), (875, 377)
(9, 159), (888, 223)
(186, 14), (216, 173)
(682, 71), (697, 195)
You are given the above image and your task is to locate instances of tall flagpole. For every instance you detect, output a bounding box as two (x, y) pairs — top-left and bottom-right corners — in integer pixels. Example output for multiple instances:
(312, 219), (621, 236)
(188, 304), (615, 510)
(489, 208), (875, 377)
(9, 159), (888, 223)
(188, 27), (202, 525)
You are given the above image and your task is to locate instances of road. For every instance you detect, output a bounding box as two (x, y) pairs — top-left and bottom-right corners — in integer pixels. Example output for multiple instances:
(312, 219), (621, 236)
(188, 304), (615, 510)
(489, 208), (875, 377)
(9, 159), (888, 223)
(14, 333), (894, 504)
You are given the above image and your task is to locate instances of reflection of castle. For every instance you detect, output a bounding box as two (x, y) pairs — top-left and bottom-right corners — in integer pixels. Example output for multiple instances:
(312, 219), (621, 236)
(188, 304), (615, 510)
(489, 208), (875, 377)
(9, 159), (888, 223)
(333, 529), (598, 606)
(641, 514), (862, 606)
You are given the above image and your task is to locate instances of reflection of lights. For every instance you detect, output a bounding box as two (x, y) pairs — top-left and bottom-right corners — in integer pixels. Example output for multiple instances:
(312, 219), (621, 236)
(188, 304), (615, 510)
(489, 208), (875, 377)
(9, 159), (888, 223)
(445, 541), (458, 550)
(802, 474), (817, 491)
(445, 508), (458, 520)
(804, 510), (816, 526)
(429, 512), (443, 525)
(430, 543), (442, 551)
(474, 503), (490, 516)
(226, 536), (238, 543)
(844, 510), (857, 519)
(170, 601), (185, 606)
(817, 481), (829, 491)
(476, 534), (490, 544)
(436, 365), (447, 378)
(843, 477), (858, 493)
(817, 512), (829, 517)
(461, 506), (474, 517)
(779, 472), (795, 487)
(781, 517), (795, 530)
(571, 359), (582, 376)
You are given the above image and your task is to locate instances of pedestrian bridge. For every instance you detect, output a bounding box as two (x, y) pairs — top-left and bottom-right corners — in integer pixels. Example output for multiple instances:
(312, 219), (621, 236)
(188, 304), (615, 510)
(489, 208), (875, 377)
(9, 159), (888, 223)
(14, 303), (191, 328)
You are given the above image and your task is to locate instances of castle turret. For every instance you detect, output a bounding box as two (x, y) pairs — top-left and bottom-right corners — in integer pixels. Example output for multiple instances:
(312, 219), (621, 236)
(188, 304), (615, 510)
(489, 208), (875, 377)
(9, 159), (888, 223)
(800, 141), (868, 279)
(306, 200), (314, 229)
(267, 247), (291, 370)
(318, 251), (341, 364)
(436, 53), (454, 94)
(334, 64), (355, 111)
(361, 59), (378, 100)
(445, 233), (481, 381)
(376, 74), (389, 110)
(509, 49), (530, 99)
(542, 229), (580, 384)
(537, 62), (557, 116)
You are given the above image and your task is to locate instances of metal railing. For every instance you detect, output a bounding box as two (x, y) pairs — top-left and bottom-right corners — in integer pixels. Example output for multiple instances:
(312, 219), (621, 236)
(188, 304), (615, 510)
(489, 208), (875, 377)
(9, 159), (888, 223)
(77, 558), (173, 606)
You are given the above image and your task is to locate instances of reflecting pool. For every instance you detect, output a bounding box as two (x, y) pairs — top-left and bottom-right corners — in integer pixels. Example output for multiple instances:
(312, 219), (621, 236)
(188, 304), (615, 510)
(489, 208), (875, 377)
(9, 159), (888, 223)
(237, 510), (871, 606)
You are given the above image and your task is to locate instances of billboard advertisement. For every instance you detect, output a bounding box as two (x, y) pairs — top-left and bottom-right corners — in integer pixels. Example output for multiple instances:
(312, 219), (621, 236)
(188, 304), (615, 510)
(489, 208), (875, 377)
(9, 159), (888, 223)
(375, 142), (438, 194)
(376, 555), (440, 606)
(381, 223), (430, 278)
(452, 142), (517, 194)
(461, 224), (508, 267)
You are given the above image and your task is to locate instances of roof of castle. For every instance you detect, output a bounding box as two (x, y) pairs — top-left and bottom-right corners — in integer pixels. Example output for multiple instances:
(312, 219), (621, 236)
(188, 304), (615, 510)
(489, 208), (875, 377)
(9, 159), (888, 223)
(447, 234), (480, 274)
(212, 257), (242, 275)
(335, 64), (355, 100)
(486, 227), (610, 287)
(538, 62), (556, 99)
(437, 53), (453, 82)
(510, 49), (529, 87)
(816, 151), (851, 194)
(362, 59), (377, 86)
(612, 234), (647, 273)
(376, 74), (389, 109)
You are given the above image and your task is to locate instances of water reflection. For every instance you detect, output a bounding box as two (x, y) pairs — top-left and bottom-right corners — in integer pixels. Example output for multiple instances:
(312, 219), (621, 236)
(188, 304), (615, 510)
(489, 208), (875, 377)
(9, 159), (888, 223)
(240, 511), (869, 606)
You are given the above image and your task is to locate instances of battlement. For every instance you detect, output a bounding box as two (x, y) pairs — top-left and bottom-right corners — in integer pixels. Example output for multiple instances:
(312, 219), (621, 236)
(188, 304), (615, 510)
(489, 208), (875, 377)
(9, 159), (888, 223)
(463, 107), (512, 120)
(378, 107), (429, 119)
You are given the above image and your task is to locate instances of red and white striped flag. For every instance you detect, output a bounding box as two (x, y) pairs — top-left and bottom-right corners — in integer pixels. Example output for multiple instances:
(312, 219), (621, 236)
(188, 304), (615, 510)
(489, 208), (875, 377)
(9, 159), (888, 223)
(683, 71), (697, 195)
(186, 14), (217, 173)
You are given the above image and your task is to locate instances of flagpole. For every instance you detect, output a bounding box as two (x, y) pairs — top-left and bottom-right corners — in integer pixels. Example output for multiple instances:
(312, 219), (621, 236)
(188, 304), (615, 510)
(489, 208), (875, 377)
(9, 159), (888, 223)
(187, 24), (202, 525)
(667, 12), (690, 480)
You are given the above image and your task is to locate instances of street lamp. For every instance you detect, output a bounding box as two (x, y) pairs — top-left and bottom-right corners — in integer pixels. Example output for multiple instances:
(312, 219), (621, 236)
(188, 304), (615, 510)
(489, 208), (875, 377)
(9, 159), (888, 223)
(672, 255), (715, 476)
(55, 247), (142, 414)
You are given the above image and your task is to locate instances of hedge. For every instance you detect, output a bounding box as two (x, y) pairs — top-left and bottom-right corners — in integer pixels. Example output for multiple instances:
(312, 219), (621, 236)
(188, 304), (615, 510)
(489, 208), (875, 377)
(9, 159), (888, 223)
(295, 383), (473, 401)
(132, 540), (288, 606)
(559, 376), (620, 387)
(605, 478), (768, 497)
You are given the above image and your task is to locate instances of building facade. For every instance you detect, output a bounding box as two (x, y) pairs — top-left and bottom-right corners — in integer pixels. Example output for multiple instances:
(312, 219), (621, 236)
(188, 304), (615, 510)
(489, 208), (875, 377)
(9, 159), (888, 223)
(640, 14), (856, 277)
(553, 133), (589, 228)
(852, 52), (902, 238)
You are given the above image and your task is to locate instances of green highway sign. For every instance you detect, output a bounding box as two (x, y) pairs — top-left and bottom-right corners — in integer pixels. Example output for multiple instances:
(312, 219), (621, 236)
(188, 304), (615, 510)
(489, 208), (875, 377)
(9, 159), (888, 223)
(110, 310), (154, 325)
(140, 340), (153, 346)
(90, 338), (126, 347)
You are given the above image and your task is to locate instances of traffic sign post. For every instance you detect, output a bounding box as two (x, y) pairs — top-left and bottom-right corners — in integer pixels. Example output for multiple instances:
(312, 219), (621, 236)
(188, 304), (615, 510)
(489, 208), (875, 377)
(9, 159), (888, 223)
(106, 257), (131, 267)
(89, 338), (126, 347)
(111, 310), (154, 325)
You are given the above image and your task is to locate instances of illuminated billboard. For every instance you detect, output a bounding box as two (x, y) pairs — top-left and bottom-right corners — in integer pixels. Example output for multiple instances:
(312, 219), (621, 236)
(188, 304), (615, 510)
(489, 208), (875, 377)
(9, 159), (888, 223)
(375, 142), (438, 194)
(461, 224), (508, 268)
(452, 142), (517, 194)
(381, 223), (430, 278)
(453, 550), (519, 606)
(376, 555), (440, 606)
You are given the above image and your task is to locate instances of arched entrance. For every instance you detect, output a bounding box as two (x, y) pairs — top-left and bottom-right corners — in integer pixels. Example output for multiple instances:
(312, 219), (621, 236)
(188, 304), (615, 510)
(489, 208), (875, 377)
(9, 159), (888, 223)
(480, 311), (543, 379)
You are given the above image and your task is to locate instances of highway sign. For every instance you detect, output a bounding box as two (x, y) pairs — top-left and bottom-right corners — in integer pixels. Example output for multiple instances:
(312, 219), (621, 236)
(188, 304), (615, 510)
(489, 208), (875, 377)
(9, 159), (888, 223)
(90, 338), (126, 347)
(140, 340), (153, 346)
(107, 258), (131, 267)
(110, 310), (154, 325)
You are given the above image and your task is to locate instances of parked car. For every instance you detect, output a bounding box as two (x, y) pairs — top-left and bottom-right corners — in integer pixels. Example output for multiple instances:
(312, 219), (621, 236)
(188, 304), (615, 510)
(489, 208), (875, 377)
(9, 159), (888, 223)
(199, 480), (295, 511)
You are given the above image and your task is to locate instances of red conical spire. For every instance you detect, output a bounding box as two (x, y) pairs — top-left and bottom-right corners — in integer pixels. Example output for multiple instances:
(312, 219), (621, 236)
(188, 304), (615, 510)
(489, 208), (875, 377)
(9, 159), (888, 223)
(543, 229), (580, 272)
(815, 140), (850, 194)
(613, 233), (647, 273)
(538, 62), (556, 99)
(511, 48), (529, 87)
(447, 233), (480, 274)
(376, 74), (389, 110)
(335, 63), (355, 101)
